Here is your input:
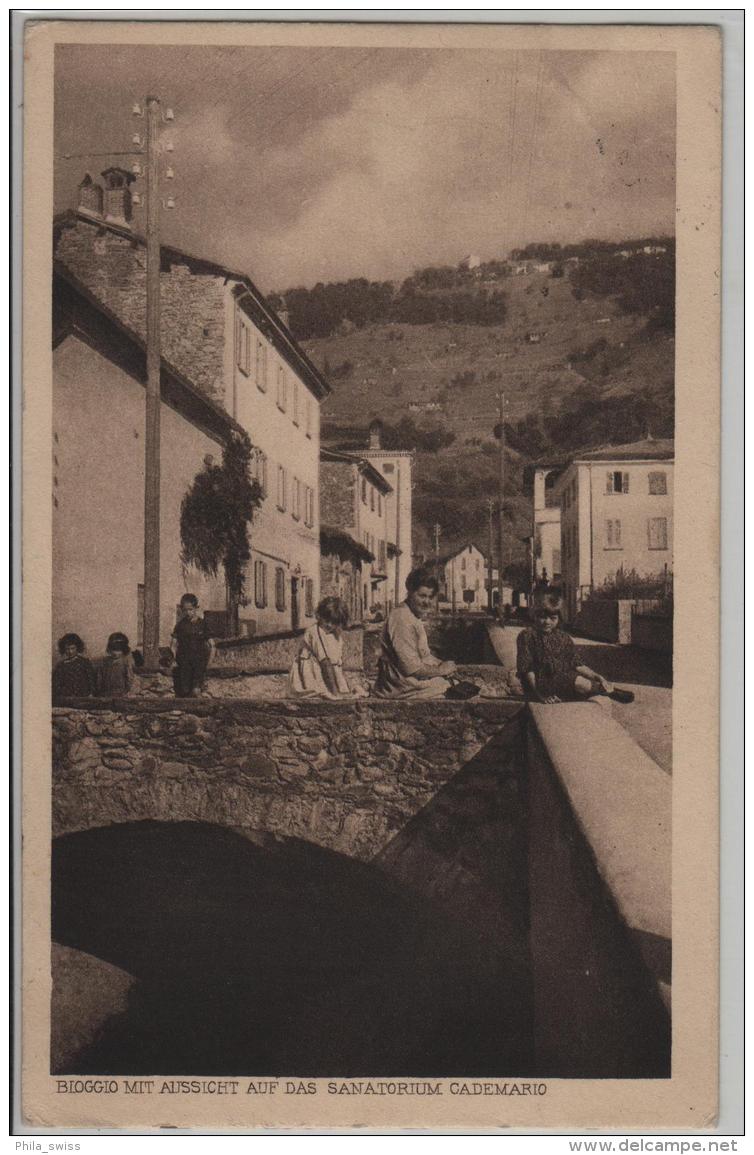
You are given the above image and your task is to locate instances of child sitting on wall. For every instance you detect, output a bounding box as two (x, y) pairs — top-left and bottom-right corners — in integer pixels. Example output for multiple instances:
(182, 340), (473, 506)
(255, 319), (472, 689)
(290, 596), (366, 699)
(97, 632), (135, 696)
(52, 633), (96, 703)
(517, 589), (634, 705)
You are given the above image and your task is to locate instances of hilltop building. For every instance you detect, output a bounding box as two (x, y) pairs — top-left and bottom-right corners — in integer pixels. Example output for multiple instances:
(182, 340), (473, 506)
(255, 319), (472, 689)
(551, 439), (674, 621)
(53, 171), (332, 645)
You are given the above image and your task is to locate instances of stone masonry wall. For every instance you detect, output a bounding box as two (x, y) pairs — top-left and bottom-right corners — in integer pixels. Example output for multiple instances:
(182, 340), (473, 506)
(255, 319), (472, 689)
(320, 460), (356, 528)
(52, 699), (522, 862)
(212, 625), (364, 671)
(55, 219), (227, 403)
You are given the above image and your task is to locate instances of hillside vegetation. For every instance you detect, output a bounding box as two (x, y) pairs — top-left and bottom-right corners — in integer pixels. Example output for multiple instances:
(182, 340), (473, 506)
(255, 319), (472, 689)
(272, 241), (675, 563)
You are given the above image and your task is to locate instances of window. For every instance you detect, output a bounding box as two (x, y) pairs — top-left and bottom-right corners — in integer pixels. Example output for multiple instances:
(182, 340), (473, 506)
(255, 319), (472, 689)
(648, 517), (668, 550)
(649, 471), (667, 495)
(251, 448), (267, 496)
(305, 578), (314, 617)
(377, 493), (382, 517)
(361, 477), (367, 504)
(370, 485), (375, 511)
(304, 486), (315, 527)
(254, 560), (268, 608)
(605, 519), (622, 549)
(236, 316), (251, 375)
(378, 540), (387, 571)
(276, 364), (287, 411)
(383, 462), (395, 474)
(606, 470), (630, 494)
(292, 477), (301, 520)
(275, 566), (286, 611)
(292, 380), (300, 426)
(255, 341), (267, 391)
(277, 465), (287, 511)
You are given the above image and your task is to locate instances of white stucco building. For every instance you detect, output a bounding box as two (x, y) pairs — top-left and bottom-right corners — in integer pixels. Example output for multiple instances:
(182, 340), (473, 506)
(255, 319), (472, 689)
(552, 439), (674, 622)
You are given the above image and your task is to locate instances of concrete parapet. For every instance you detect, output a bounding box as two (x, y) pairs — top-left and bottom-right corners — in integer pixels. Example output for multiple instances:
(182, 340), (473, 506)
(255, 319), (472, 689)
(526, 701), (671, 1076)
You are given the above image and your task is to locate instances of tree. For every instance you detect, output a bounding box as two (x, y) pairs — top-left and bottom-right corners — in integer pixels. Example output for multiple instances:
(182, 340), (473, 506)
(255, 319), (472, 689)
(179, 431), (263, 633)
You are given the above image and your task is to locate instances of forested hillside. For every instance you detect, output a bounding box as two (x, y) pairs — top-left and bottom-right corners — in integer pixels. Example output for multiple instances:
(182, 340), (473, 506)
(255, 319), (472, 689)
(271, 240), (675, 563)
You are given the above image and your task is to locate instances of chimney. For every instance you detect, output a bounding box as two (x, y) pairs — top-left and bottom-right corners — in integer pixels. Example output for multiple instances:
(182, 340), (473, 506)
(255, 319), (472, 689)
(77, 173), (104, 219)
(100, 167), (136, 227)
(277, 295), (290, 329)
(368, 418), (383, 450)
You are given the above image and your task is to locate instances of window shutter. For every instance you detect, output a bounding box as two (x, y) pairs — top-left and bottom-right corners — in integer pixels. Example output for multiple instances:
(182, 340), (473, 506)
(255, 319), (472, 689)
(606, 472), (614, 494)
(623, 472), (630, 493)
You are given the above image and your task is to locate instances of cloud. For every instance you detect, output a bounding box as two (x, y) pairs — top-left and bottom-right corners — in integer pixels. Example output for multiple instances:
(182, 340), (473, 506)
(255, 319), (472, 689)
(55, 45), (676, 289)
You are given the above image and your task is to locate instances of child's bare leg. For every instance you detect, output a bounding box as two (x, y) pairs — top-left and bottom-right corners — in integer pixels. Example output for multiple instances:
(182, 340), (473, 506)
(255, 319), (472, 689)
(574, 674), (614, 696)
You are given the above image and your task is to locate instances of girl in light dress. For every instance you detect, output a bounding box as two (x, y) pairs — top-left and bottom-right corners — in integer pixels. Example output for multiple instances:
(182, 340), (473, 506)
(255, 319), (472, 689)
(289, 596), (366, 699)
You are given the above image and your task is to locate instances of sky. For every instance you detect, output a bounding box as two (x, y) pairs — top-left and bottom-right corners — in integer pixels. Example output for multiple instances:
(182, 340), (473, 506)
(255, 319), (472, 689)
(55, 44), (675, 293)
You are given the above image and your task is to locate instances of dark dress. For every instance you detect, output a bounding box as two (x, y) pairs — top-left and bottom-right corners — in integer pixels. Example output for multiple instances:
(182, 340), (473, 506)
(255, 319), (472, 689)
(171, 615), (212, 697)
(516, 627), (580, 700)
(52, 655), (96, 703)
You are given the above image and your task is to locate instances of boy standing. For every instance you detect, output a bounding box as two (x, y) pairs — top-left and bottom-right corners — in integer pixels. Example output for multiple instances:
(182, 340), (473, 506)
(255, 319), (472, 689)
(171, 594), (215, 698)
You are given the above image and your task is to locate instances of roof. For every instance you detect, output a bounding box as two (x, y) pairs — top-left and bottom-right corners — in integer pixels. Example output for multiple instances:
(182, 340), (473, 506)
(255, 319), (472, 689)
(571, 438), (674, 463)
(53, 210), (332, 402)
(53, 269), (243, 446)
(320, 447), (393, 494)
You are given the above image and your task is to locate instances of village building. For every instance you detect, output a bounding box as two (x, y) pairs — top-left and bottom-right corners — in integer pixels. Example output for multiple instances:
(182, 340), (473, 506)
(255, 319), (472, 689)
(438, 544), (500, 613)
(358, 421), (414, 612)
(319, 447), (393, 620)
(551, 439), (674, 622)
(523, 464), (563, 587)
(53, 171), (332, 645)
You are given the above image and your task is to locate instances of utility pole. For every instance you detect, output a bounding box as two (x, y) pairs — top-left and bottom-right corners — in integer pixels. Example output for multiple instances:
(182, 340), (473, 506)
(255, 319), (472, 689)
(496, 393), (507, 617)
(142, 95), (162, 671)
(433, 522), (441, 577)
(487, 497), (495, 613)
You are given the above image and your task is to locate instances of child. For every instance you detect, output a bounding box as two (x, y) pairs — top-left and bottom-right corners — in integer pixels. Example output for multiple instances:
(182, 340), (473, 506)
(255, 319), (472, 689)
(517, 589), (634, 705)
(290, 596), (364, 699)
(97, 632), (134, 696)
(171, 594), (215, 698)
(52, 633), (96, 703)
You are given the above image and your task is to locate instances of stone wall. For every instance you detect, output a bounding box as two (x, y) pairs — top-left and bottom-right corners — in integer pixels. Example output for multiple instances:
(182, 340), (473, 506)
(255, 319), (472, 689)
(55, 218), (228, 403)
(631, 613), (673, 654)
(213, 625), (364, 672)
(320, 460), (356, 527)
(575, 598), (635, 644)
(52, 698), (523, 862)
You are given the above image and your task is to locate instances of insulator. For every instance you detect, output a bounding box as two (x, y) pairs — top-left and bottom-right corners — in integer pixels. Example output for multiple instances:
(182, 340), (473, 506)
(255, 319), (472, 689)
(164, 108), (175, 121)
(131, 161), (142, 176)
(165, 166), (174, 179)
(165, 196), (176, 209)
(132, 102), (142, 116)
(132, 191), (141, 206)
(164, 139), (174, 152)
(132, 133), (142, 146)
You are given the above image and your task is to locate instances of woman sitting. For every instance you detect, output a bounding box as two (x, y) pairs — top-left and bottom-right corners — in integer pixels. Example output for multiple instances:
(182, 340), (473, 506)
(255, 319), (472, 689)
(374, 569), (456, 700)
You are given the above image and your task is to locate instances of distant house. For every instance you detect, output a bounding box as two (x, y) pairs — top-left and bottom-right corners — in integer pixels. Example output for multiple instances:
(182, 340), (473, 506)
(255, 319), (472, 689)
(552, 439), (674, 622)
(439, 544), (496, 613)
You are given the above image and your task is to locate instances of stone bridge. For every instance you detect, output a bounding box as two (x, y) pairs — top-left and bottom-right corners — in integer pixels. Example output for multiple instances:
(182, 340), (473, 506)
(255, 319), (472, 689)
(51, 694), (671, 1083)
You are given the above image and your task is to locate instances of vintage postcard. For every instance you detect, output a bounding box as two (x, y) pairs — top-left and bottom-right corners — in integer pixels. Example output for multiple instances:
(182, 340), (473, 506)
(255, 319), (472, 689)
(20, 17), (721, 1131)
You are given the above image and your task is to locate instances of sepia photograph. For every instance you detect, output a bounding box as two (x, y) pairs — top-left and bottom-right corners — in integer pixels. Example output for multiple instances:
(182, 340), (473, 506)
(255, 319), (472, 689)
(20, 17), (722, 1132)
